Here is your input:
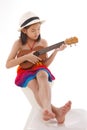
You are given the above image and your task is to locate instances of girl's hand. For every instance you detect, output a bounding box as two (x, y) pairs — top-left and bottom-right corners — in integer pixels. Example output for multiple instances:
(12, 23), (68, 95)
(26, 52), (42, 64)
(55, 44), (67, 52)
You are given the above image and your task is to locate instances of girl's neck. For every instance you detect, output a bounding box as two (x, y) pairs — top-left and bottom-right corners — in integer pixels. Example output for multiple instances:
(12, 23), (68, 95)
(27, 40), (36, 50)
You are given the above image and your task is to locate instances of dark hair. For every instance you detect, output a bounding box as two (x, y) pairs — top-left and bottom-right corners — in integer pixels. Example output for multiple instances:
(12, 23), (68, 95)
(20, 26), (41, 45)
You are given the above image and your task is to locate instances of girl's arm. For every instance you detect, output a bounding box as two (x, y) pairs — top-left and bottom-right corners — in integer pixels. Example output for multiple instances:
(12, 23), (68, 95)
(6, 40), (27, 68)
(44, 44), (67, 67)
(6, 40), (42, 68)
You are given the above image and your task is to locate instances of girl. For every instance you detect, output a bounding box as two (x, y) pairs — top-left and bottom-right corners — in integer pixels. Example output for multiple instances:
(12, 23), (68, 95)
(6, 11), (71, 123)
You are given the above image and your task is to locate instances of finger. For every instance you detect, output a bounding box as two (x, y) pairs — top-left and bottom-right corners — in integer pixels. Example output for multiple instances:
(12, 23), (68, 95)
(28, 60), (35, 64)
(34, 55), (42, 61)
(37, 57), (42, 61)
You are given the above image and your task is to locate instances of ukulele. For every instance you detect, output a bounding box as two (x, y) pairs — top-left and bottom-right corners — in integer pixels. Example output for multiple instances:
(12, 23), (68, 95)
(17, 36), (78, 69)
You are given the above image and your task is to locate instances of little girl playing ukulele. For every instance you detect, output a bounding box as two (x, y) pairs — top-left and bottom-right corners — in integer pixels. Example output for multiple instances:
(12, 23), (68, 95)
(6, 11), (71, 123)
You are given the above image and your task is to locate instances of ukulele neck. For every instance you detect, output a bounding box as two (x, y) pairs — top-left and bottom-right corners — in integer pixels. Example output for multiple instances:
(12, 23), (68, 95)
(34, 41), (65, 56)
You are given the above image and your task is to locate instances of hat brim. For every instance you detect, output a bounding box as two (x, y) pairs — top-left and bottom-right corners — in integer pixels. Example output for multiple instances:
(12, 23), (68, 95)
(18, 19), (45, 31)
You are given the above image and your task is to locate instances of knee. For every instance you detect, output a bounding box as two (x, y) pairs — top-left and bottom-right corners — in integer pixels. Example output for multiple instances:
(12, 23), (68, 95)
(36, 70), (48, 80)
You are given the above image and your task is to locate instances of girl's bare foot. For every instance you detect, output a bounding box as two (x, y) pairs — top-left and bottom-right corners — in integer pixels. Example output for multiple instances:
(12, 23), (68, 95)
(43, 109), (55, 121)
(55, 101), (72, 124)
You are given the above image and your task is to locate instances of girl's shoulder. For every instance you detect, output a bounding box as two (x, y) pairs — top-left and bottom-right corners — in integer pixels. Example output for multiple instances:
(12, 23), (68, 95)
(40, 38), (48, 47)
(13, 39), (22, 49)
(14, 39), (21, 46)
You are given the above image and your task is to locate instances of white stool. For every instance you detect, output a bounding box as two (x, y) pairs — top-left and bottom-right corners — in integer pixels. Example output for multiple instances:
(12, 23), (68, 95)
(22, 87), (87, 130)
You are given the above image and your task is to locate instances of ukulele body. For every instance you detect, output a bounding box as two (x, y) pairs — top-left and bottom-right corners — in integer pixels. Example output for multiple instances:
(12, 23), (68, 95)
(17, 46), (47, 69)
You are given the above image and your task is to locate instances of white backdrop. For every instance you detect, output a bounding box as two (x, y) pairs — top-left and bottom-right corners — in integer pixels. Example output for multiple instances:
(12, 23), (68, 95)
(0, 0), (87, 130)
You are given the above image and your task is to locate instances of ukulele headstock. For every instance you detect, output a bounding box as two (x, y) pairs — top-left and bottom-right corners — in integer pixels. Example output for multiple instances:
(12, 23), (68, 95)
(64, 36), (78, 46)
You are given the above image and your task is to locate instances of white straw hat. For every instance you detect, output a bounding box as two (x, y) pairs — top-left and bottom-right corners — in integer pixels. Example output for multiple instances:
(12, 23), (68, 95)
(18, 11), (45, 31)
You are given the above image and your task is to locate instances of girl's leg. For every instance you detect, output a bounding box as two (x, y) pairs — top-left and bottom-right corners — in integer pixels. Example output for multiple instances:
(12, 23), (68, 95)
(36, 70), (55, 120)
(28, 77), (55, 120)
(28, 79), (42, 107)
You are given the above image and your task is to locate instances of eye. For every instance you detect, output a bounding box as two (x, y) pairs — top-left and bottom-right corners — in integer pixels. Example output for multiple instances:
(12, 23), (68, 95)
(31, 29), (35, 32)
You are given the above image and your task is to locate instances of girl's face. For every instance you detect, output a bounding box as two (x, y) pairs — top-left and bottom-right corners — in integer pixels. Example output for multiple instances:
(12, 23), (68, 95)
(24, 23), (41, 40)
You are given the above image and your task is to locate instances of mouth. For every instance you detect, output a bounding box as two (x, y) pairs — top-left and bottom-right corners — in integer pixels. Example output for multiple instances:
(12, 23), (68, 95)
(34, 36), (38, 39)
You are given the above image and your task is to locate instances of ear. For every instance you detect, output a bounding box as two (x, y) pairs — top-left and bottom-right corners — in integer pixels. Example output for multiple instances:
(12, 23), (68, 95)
(21, 28), (27, 34)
